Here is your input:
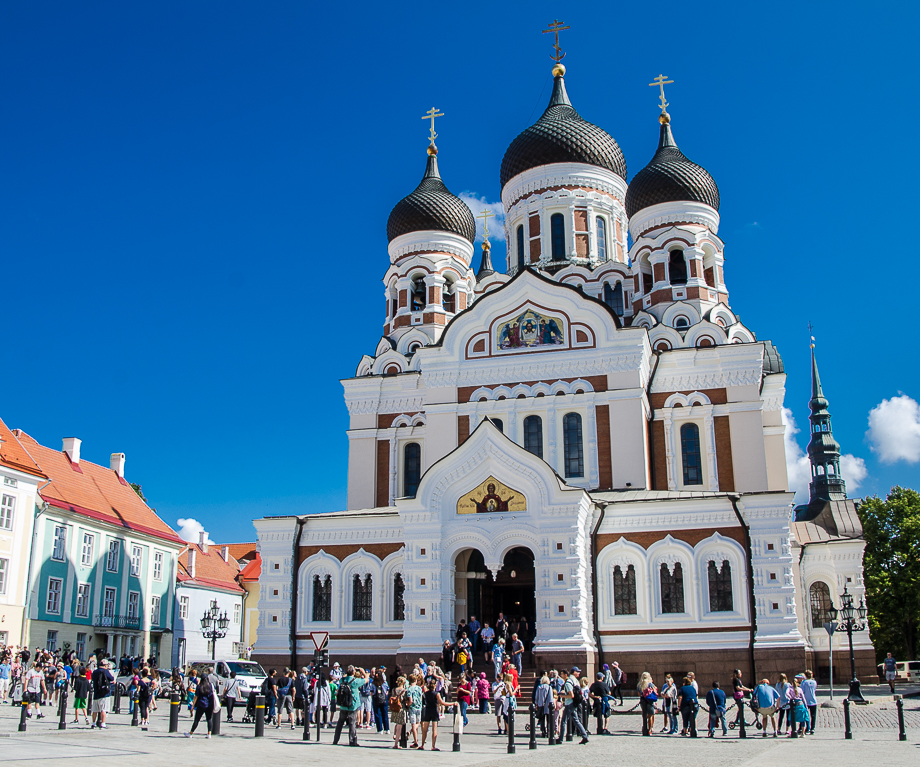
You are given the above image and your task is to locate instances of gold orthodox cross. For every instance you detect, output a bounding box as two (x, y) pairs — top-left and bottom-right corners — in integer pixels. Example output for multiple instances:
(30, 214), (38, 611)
(477, 208), (494, 239)
(421, 107), (445, 145)
(649, 74), (674, 113)
(542, 19), (570, 63)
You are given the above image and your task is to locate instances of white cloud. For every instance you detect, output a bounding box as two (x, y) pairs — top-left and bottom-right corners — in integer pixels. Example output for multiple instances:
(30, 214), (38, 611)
(176, 517), (215, 545)
(867, 394), (920, 464)
(458, 193), (505, 244)
(782, 408), (867, 503)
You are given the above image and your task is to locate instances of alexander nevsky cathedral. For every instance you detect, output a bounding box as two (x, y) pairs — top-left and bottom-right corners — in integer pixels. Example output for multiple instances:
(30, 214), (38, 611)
(254, 32), (874, 683)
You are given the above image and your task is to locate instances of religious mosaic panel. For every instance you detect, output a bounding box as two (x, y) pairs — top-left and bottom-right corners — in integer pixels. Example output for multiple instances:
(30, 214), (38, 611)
(496, 308), (565, 351)
(457, 476), (527, 515)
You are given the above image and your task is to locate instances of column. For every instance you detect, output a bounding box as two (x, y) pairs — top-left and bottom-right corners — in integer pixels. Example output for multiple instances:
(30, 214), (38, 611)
(704, 410), (719, 490)
(662, 412), (676, 491)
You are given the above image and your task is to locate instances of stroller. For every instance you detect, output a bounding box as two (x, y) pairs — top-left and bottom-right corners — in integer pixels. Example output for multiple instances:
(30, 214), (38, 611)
(728, 694), (762, 730)
(241, 689), (258, 724)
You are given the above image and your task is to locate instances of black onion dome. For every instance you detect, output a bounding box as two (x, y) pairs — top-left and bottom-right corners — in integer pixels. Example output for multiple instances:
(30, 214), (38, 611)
(625, 120), (720, 219)
(387, 154), (476, 243)
(500, 76), (627, 189)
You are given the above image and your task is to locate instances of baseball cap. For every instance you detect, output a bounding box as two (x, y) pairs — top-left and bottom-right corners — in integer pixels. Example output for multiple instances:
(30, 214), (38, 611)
(570, 666), (581, 673)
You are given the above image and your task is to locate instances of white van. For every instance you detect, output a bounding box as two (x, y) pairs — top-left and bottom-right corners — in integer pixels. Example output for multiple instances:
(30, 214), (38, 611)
(189, 659), (268, 700)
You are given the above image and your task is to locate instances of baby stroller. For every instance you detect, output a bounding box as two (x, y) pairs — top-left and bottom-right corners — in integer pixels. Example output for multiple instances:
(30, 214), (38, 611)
(728, 695), (762, 730)
(241, 689), (257, 724)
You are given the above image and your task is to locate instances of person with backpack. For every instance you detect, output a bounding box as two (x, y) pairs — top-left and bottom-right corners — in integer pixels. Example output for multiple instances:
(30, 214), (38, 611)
(311, 671), (332, 728)
(405, 672), (423, 747)
(90, 659), (115, 729)
(72, 668), (91, 725)
(260, 670), (278, 725)
(293, 667), (309, 727)
(223, 671), (242, 722)
(559, 668), (589, 744)
(276, 670), (296, 729)
(389, 676), (407, 748)
(357, 668), (373, 729)
(137, 667), (153, 728)
(184, 673), (215, 738)
(589, 672), (611, 735)
(705, 680), (727, 737)
(332, 664), (362, 746)
(371, 670), (390, 733)
(677, 676), (699, 737)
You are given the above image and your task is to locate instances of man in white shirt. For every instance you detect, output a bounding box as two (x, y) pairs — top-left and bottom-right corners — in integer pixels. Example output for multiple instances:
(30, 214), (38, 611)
(481, 624), (495, 662)
(23, 662), (46, 718)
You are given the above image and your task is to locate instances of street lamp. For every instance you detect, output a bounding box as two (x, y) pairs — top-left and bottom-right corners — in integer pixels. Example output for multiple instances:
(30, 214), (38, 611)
(200, 599), (230, 662)
(830, 586), (868, 703)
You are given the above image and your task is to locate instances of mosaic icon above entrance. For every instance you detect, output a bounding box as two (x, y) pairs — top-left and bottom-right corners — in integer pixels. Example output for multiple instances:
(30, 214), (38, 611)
(457, 475), (527, 514)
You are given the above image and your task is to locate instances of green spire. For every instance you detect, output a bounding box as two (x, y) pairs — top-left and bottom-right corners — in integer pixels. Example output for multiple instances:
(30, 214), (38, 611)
(806, 346), (846, 501)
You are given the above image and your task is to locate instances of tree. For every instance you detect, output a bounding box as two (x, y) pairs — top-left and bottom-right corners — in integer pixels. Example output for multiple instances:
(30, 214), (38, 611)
(130, 483), (147, 502)
(858, 486), (920, 662)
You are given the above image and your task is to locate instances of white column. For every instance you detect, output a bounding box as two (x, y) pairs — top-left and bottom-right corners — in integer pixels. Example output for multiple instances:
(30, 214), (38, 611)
(662, 413), (676, 491)
(704, 410), (719, 490)
(587, 403), (599, 488)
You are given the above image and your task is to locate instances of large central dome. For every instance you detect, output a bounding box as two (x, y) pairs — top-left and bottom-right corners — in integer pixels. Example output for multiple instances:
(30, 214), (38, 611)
(500, 74), (627, 190)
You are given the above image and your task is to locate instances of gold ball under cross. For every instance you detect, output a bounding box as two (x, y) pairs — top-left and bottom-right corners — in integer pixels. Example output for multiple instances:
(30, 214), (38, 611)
(427, 145), (438, 156)
(552, 63), (566, 77)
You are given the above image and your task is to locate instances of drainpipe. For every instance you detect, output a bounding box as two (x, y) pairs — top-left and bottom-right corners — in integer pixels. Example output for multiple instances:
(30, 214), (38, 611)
(289, 517), (307, 670)
(22, 480), (53, 647)
(590, 501), (609, 673)
(729, 494), (758, 680)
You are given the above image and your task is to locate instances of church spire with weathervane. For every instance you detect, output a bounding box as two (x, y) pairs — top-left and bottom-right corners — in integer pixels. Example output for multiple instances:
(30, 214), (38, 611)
(806, 332), (847, 501)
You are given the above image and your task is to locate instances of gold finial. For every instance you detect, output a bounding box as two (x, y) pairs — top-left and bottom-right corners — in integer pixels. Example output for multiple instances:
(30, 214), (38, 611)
(421, 107), (445, 151)
(649, 74), (674, 122)
(809, 321), (815, 350)
(477, 208), (494, 241)
(543, 19), (570, 67)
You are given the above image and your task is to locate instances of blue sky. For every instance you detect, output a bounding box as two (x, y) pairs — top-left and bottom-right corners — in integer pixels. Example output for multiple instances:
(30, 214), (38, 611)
(2, 1), (918, 543)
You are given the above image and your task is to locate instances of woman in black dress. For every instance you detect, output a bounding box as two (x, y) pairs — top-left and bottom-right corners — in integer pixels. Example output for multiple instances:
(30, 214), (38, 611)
(419, 678), (453, 750)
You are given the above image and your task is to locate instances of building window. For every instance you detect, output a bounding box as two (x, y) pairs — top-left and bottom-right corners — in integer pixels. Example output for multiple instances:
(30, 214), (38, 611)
(613, 564), (637, 615)
(404, 442), (421, 496)
(130, 545), (142, 577)
(660, 563), (685, 614)
(312, 575), (332, 622)
(410, 276), (426, 312)
(523, 415), (543, 459)
(153, 551), (164, 581)
(3, 477), (17, 487)
(442, 283), (455, 313)
(708, 560), (733, 612)
(103, 587), (116, 621)
(81, 533), (95, 567)
(516, 225), (525, 270)
(352, 574), (373, 621)
(563, 413), (584, 478)
(596, 217), (608, 260)
(0, 558), (7, 595)
(47, 630), (58, 651)
(809, 581), (834, 629)
(492, 418), (504, 434)
(550, 213), (565, 260)
(76, 632), (87, 660)
(106, 539), (120, 573)
(669, 250), (688, 284)
(603, 282), (624, 316)
(127, 591), (140, 620)
(233, 603), (241, 625)
(52, 525), (67, 561)
(178, 595), (189, 620)
(75, 583), (91, 617)
(0, 494), (14, 530)
(680, 423), (703, 486)
(150, 595), (161, 625)
(47, 577), (63, 614)
(393, 572), (405, 621)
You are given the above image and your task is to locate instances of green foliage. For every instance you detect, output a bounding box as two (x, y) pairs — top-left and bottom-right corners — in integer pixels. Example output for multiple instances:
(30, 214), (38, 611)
(130, 482), (147, 502)
(858, 486), (920, 662)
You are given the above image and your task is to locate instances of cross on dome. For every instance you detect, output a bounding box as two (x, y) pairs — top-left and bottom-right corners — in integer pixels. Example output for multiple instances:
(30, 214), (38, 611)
(421, 107), (445, 150)
(649, 74), (674, 120)
(542, 19), (570, 68)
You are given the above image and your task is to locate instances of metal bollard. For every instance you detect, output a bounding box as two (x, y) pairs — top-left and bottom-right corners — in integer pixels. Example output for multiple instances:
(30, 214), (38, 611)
(315, 707), (322, 743)
(896, 697), (906, 741)
(169, 692), (180, 733)
(399, 715), (407, 748)
(529, 704), (537, 750)
(596, 701), (604, 735)
(131, 695), (140, 726)
(19, 700), (28, 732)
(254, 694), (265, 737)
(565, 706), (573, 741)
(548, 704), (556, 745)
(211, 706), (221, 736)
(59, 688), (69, 730)
(303, 704), (310, 741)
(113, 686), (121, 715)
(452, 705), (462, 752)
(843, 698), (852, 740)
(507, 706), (516, 754)
(739, 699), (746, 738)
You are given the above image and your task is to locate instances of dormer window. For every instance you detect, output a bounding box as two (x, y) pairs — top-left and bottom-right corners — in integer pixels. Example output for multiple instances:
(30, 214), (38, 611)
(674, 316), (689, 330)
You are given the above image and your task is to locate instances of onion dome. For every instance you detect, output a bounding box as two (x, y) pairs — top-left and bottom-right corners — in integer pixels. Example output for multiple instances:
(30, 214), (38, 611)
(625, 116), (720, 219)
(500, 72), (627, 189)
(387, 150), (476, 243)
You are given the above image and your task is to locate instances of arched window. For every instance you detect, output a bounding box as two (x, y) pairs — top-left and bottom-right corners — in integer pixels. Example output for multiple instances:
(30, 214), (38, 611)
(613, 564), (637, 615)
(563, 413), (584, 478)
(551, 213), (565, 260)
(411, 276), (426, 311)
(523, 415), (543, 459)
(708, 560), (733, 612)
(660, 562), (685, 613)
(674, 316), (689, 329)
(669, 250), (688, 285)
(312, 574), (332, 622)
(809, 582), (834, 629)
(680, 423), (703, 486)
(352, 574), (373, 621)
(603, 282), (624, 316)
(492, 418), (504, 434)
(442, 283), (455, 313)
(393, 573), (405, 621)
(403, 443), (421, 496)
(516, 225), (525, 271)
(596, 217), (608, 260)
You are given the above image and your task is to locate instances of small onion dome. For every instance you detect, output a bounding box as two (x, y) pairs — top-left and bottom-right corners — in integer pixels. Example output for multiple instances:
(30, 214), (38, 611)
(625, 117), (720, 219)
(499, 74), (626, 190)
(387, 151), (476, 244)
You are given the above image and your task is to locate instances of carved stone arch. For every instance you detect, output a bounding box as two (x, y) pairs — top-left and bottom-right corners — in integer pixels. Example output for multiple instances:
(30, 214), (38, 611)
(684, 321), (728, 348)
(727, 324), (755, 344)
(649, 325), (683, 350)
(356, 355), (374, 377)
(531, 382), (553, 397)
(569, 378), (595, 394)
(470, 386), (494, 402)
(661, 301), (702, 328)
(492, 385), (513, 401)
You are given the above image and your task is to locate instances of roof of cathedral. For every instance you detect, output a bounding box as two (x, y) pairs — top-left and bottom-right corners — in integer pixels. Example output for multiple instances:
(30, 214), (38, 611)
(792, 498), (863, 543)
(500, 74), (627, 189)
(386, 153), (476, 244)
(625, 118), (720, 218)
(763, 340), (785, 375)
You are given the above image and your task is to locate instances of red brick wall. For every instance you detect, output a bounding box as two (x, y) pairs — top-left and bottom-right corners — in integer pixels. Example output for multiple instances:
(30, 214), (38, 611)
(714, 415), (735, 491)
(651, 420), (667, 490)
(596, 404), (612, 490)
(376, 440), (390, 507)
(458, 415), (470, 445)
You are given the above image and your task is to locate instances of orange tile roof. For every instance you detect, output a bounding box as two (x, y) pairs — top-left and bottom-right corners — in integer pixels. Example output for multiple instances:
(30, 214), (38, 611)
(13, 430), (182, 545)
(225, 542), (257, 564)
(0, 418), (46, 479)
(238, 552), (261, 582)
(178, 544), (245, 593)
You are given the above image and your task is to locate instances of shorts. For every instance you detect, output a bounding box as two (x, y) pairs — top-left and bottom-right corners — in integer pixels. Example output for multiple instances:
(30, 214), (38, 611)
(25, 691), (41, 704)
(407, 710), (421, 724)
(759, 705), (776, 717)
(92, 696), (112, 714)
(886, 671), (897, 681)
(281, 695), (294, 713)
(74, 697), (88, 710)
(360, 696), (372, 713)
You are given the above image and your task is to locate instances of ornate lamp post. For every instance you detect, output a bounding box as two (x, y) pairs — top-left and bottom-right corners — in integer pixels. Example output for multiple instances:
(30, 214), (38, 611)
(200, 599), (230, 662)
(828, 586), (868, 703)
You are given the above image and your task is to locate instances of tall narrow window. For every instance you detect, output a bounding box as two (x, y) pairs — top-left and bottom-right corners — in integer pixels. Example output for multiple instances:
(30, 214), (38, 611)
(153, 551), (164, 581)
(81, 533), (94, 567)
(52, 526), (67, 561)
(179, 595), (189, 620)
(442, 284), (455, 313)
(613, 564), (637, 615)
(150, 595), (161, 625)
(404, 442), (421, 496)
(492, 418), (504, 434)
(523, 415), (543, 459)
(516, 225), (525, 271)
(596, 217), (608, 260)
(0, 558), (8, 596)
(76, 633), (86, 659)
(312, 575), (332, 622)
(680, 423), (703, 486)
(47, 578), (63, 614)
(550, 213), (565, 259)
(127, 591), (139, 620)
(563, 413), (584, 478)
(352, 574), (373, 621)
(103, 588), (116, 621)
(809, 582), (834, 629)
(708, 560), (733, 612)
(411, 276), (426, 311)
(393, 572), (405, 621)
(106, 539), (120, 573)
(660, 562), (685, 613)
(669, 250), (688, 284)
(75, 583), (91, 617)
(603, 282), (624, 316)
(642, 272), (653, 294)
(0, 495), (14, 530)
(130, 545), (142, 577)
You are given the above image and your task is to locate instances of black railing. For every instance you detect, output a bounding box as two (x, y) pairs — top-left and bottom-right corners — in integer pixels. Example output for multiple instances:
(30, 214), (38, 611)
(93, 614), (141, 630)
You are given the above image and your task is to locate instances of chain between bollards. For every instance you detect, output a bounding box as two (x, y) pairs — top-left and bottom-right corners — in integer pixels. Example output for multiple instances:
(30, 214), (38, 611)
(58, 687), (68, 730)
(896, 696), (906, 742)
(843, 698), (852, 740)
(169, 692), (180, 733)
(254, 694), (265, 737)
